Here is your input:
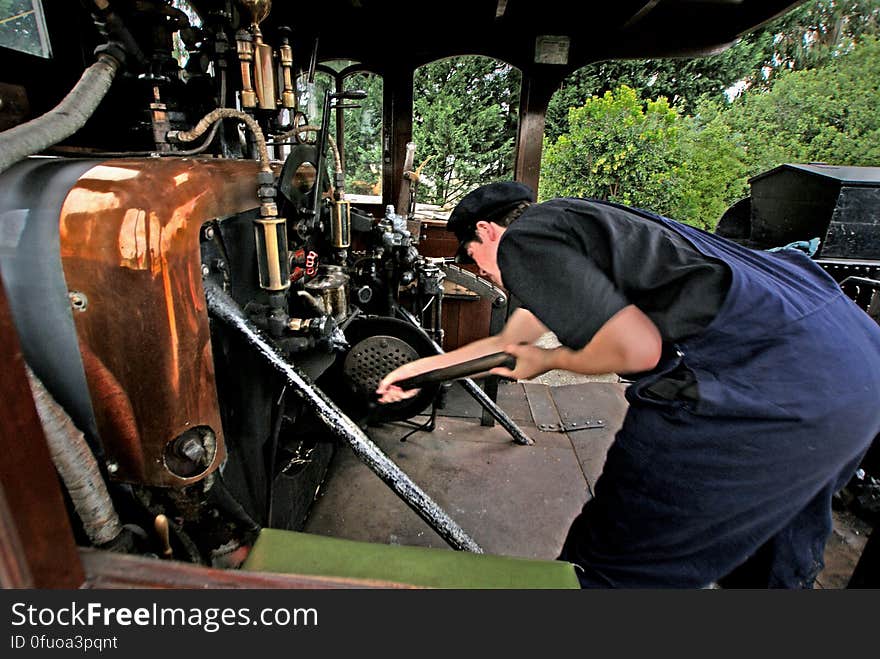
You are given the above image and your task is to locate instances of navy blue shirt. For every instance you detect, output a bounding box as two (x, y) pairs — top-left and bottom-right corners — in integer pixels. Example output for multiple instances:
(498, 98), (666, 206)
(497, 198), (731, 350)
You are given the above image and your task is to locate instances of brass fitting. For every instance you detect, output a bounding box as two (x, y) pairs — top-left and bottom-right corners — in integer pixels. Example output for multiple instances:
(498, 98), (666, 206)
(235, 30), (256, 108)
(279, 43), (295, 108)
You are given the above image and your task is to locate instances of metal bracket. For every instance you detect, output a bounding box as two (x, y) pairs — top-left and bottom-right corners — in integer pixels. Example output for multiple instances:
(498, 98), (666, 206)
(536, 419), (605, 433)
(439, 262), (507, 307)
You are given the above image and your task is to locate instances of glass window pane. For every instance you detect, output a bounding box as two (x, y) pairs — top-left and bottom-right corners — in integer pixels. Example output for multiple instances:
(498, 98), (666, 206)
(296, 71), (334, 128)
(413, 56), (521, 208)
(343, 72), (383, 200)
(0, 0), (52, 59)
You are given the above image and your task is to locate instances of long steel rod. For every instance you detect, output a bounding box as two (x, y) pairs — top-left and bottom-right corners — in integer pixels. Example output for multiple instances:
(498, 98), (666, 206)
(204, 281), (482, 553)
(395, 307), (534, 446)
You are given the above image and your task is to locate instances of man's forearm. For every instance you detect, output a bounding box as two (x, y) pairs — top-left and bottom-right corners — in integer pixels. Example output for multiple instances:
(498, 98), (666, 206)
(545, 305), (662, 376)
(395, 335), (507, 377)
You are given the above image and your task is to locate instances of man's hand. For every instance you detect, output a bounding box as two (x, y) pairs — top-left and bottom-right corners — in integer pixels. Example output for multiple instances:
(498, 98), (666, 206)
(375, 308), (549, 402)
(376, 362), (422, 404)
(490, 343), (554, 381)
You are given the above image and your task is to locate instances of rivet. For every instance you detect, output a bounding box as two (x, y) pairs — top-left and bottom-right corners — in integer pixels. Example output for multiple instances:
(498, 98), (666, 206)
(69, 291), (88, 312)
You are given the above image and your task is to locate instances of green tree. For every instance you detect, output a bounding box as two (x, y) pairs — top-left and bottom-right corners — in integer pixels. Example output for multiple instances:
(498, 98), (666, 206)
(672, 113), (750, 227)
(342, 72), (383, 194)
(717, 36), (880, 173)
(541, 85), (748, 230)
(749, 0), (880, 84)
(545, 48), (766, 141)
(545, 0), (880, 141)
(412, 56), (521, 207)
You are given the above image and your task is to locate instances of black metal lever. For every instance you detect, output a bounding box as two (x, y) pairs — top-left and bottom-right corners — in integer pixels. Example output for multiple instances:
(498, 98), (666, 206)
(333, 90), (367, 100)
(396, 352), (516, 390)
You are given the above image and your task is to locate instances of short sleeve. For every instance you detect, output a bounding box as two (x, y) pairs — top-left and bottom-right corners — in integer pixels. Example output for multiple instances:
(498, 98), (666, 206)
(498, 222), (628, 349)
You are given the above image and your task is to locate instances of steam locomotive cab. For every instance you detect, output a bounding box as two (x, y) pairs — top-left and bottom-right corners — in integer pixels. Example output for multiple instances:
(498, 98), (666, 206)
(3, 0), (843, 587)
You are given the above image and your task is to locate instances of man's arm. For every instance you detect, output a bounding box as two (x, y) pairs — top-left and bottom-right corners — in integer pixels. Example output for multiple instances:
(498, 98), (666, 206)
(491, 305), (662, 381)
(376, 308), (547, 403)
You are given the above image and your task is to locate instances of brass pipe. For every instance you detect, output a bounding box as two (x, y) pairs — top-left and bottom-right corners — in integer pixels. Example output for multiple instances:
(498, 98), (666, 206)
(331, 199), (351, 249)
(154, 514), (173, 558)
(235, 30), (257, 109)
(252, 26), (277, 111)
(279, 42), (296, 108)
(254, 211), (290, 291)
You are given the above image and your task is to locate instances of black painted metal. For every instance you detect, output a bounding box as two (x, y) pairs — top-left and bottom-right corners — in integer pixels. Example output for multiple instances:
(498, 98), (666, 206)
(329, 315), (440, 423)
(396, 352), (516, 390)
(483, 296), (511, 427)
(205, 281), (483, 552)
(748, 164), (880, 258)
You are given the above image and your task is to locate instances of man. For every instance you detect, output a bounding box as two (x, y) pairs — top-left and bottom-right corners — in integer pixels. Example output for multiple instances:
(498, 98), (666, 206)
(376, 181), (880, 588)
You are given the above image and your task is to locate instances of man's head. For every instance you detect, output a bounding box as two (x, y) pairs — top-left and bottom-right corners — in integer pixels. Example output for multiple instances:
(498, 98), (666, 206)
(446, 181), (535, 285)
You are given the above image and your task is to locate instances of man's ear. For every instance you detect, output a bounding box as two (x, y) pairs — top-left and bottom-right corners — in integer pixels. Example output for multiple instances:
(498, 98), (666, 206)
(476, 221), (502, 241)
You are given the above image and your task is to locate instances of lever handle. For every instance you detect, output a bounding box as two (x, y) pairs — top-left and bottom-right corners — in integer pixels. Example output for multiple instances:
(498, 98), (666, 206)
(395, 352), (516, 390)
(334, 89), (367, 100)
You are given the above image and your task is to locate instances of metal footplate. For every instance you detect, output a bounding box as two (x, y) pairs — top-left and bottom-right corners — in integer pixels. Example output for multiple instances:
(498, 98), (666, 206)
(523, 383), (605, 433)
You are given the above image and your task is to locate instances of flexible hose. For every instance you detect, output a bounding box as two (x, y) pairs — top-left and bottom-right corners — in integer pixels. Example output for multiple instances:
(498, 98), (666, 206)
(25, 367), (123, 547)
(0, 53), (121, 175)
(168, 108), (271, 172)
(46, 121), (222, 159)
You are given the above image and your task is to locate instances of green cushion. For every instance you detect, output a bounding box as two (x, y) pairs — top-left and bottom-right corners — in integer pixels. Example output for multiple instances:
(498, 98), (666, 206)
(242, 528), (580, 589)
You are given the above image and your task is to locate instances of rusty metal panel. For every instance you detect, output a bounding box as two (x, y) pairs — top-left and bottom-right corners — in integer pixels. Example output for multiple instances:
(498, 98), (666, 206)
(58, 158), (267, 487)
(0, 82), (29, 131)
(0, 268), (84, 588)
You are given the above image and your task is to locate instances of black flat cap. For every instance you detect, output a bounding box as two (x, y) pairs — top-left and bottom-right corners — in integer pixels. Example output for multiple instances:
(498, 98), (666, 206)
(446, 181), (535, 262)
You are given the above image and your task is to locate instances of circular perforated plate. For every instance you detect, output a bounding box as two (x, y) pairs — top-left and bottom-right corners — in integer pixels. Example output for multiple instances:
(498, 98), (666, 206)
(343, 335), (419, 397)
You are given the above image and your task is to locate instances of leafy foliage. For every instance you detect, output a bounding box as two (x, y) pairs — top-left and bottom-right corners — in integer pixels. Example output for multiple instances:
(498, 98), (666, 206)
(545, 0), (880, 141)
(342, 72), (383, 195)
(714, 36), (880, 174)
(748, 0), (880, 83)
(412, 56), (521, 207)
(545, 50), (765, 141)
(541, 4), (880, 230)
(541, 86), (748, 230)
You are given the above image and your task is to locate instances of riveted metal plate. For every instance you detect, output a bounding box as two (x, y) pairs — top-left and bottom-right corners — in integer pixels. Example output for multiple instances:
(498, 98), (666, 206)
(550, 383), (606, 432)
(524, 382), (605, 433)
